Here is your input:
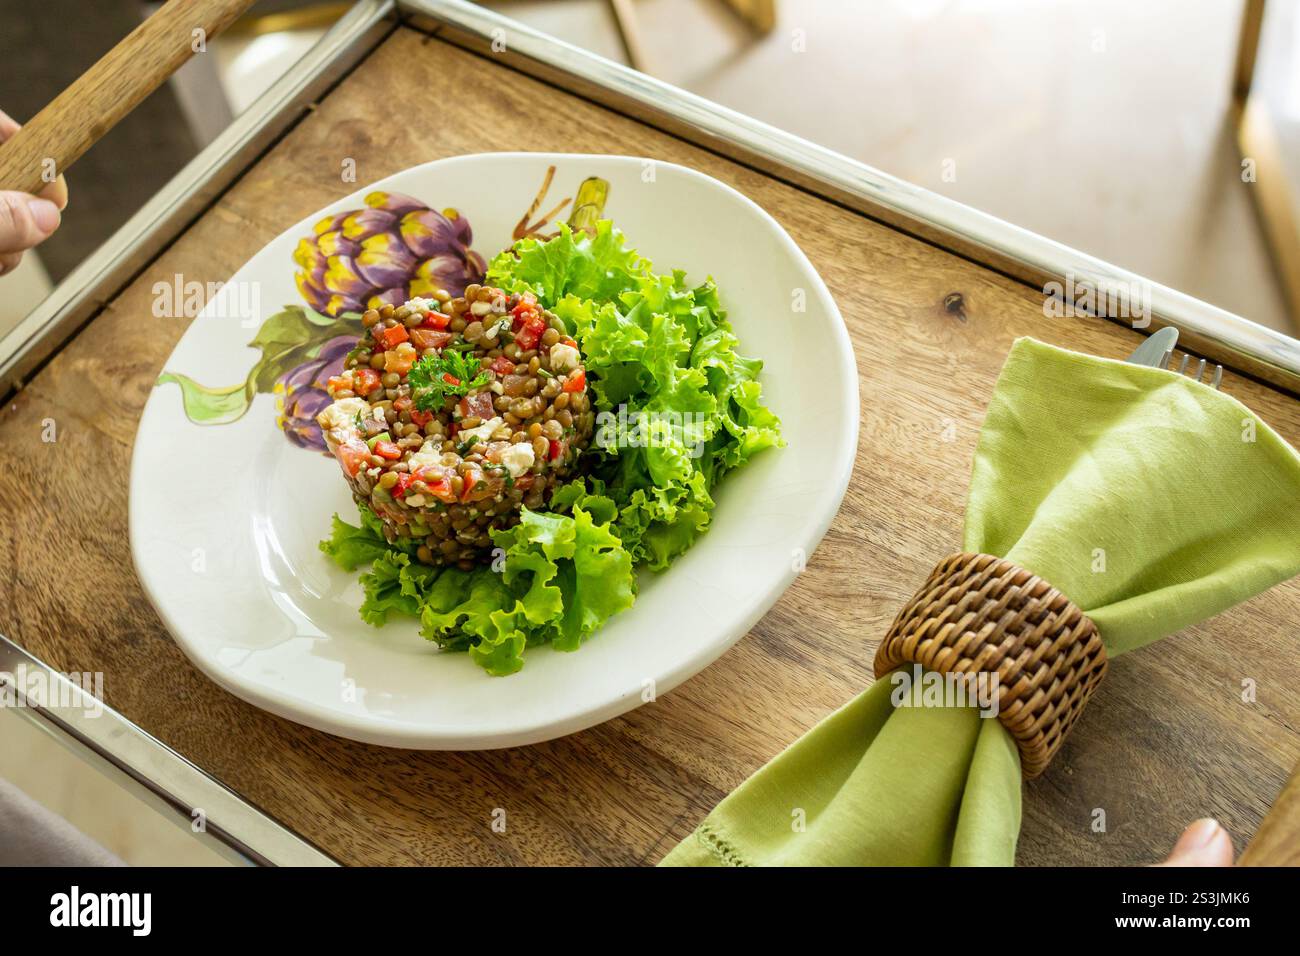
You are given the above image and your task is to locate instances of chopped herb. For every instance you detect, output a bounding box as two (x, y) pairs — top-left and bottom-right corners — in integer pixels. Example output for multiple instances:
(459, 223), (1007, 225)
(456, 437), (480, 456)
(409, 350), (491, 410)
(537, 368), (554, 379)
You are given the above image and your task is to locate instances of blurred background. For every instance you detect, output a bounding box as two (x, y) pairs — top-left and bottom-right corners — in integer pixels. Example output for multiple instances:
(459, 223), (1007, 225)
(1, 0), (1298, 862)
(1, 0), (1299, 340)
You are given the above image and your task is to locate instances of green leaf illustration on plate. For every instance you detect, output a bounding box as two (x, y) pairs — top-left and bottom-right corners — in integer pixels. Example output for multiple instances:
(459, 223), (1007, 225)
(156, 172), (600, 452)
(156, 305), (361, 449)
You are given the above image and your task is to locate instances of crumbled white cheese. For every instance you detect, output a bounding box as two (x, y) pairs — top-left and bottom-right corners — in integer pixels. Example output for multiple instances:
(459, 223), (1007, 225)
(404, 296), (433, 313)
(459, 416), (503, 446)
(499, 442), (535, 478)
(406, 440), (443, 472)
(316, 397), (369, 444)
(549, 343), (581, 372)
(481, 317), (509, 342)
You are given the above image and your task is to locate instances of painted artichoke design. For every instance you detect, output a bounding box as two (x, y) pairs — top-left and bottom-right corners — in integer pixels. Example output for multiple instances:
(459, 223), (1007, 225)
(159, 169), (607, 455)
(274, 334), (356, 451)
(293, 190), (487, 317)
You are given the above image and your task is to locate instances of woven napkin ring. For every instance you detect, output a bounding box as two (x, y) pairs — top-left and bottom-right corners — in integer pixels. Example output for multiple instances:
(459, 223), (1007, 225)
(873, 552), (1108, 779)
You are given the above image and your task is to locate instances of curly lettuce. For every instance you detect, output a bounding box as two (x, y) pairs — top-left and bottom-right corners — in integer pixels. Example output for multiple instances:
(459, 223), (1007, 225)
(487, 221), (783, 569)
(321, 496), (634, 676)
(321, 220), (780, 675)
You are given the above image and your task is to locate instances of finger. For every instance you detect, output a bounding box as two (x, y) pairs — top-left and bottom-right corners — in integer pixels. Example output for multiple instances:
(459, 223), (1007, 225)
(0, 191), (61, 254)
(0, 110), (69, 210)
(1155, 818), (1235, 867)
(0, 251), (22, 277)
(40, 173), (69, 211)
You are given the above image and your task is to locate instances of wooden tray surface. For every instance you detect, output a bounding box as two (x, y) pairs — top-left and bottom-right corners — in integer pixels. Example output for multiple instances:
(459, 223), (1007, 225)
(2, 26), (1297, 865)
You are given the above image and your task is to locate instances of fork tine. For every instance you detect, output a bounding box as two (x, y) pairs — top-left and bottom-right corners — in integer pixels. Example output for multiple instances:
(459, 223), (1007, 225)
(1178, 354), (1190, 375)
(1194, 357), (1206, 382)
(1161, 348), (1173, 370)
(1211, 365), (1223, 389)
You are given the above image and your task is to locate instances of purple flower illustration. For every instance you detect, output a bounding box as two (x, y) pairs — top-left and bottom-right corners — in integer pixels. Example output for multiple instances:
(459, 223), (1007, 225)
(293, 190), (488, 317)
(161, 169), (609, 457)
(274, 334), (357, 451)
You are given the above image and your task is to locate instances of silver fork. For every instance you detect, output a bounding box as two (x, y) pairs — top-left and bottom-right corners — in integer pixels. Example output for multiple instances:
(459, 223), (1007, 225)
(1125, 327), (1223, 389)
(1161, 348), (1223, 390)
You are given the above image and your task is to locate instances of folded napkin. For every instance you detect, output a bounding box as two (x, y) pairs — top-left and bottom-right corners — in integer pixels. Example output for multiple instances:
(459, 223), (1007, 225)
(663, 337), (1300, 866)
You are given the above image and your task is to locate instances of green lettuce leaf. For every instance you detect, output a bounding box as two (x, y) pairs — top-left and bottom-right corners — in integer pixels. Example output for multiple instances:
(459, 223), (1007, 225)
(486, 220), (649, 305)
(319, 513), (392, 571)
(490, 221), (782, 570)
(318, 501), (635, 676)
(320, 218), (780, 674)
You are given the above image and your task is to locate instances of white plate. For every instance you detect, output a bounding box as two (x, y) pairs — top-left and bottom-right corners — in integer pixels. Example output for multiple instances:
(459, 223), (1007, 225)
(131, 153), (858, 749)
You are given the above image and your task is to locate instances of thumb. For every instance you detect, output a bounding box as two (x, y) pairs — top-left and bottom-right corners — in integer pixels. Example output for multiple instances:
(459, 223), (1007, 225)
(0, 191), (61, 255)
(1155, 818), (1235, 867)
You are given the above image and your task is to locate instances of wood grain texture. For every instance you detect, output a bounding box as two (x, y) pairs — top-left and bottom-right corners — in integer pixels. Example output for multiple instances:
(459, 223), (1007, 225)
(0, 0), (255, 195)
(2, 26), (1298, 866)
(1241, 759), (1300, 865)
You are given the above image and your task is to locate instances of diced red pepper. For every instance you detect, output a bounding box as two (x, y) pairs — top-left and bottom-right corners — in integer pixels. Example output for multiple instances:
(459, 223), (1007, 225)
(372, 440), (402, 461)
(442, 373), (460, 387)
(511, 304), (540, 330)
(562, 369), (586, 393)
(409, 328), (452, 351)
(458, 465), (501, 503)
(420, 310), (450, 330)
(372, 324), (409, 349)
(514, 314), (547, 351)
(352, 368), (381, 396)
(510, 293), (537, 318)
(416, 468), (456, 503)
(326, 374), (351, 395)
(490, 355), (516, 376)
(391, 472), (416, 497)
(385, 348), (416, 375)
(458, 390), (496, 421)
(392, 396), (412, 413)
(547, 439), (564, 461)
(459, 466), (481, 502)
(560, 336), (578, 348)
(409, 407), (433, 427)
(335, 438), (370, 477)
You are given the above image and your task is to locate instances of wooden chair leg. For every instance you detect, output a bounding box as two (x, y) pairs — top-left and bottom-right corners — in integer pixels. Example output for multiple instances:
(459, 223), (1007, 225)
(608, 0), (651, 73)
(719, 0), (777, 34)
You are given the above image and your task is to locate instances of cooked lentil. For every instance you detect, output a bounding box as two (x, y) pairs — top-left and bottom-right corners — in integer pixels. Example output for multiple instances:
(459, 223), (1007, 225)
(316, 286), (594, 569)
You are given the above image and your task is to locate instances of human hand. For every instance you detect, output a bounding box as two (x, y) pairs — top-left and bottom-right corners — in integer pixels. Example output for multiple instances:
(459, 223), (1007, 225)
(0, 107), (69, 277)
(1155, 818), (1235, 866)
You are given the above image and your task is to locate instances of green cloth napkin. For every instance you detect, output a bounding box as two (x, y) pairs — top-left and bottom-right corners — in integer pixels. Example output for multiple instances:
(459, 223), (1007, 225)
(662, 337), (1300, 866)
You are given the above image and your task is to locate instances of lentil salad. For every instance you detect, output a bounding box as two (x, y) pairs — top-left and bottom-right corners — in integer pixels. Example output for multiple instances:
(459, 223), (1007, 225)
(321, 220), (783, 674)
(318, 286), (594, 569)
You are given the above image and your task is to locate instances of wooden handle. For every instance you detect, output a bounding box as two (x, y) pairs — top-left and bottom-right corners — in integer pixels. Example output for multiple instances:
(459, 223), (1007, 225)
(0, 0), (256, 195)
(1240, 758), (1300, 866)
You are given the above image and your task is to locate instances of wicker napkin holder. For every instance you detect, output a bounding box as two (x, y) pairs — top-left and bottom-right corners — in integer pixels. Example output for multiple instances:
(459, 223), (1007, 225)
(874, 552), (1109, 778)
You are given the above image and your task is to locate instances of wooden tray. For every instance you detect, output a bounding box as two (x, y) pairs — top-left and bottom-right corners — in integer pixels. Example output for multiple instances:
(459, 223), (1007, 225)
(2, 3), (1298, 866)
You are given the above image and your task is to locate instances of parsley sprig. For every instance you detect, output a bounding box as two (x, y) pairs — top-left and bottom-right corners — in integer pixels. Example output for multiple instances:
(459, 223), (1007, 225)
(408, 350), (490, 410)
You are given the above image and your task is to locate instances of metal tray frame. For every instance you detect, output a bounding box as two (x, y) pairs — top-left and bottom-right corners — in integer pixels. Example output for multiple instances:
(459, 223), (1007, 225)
(0, 634), (336, 866)
(3, 0), (1299, 398)
(3, 0), (1300, 864)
